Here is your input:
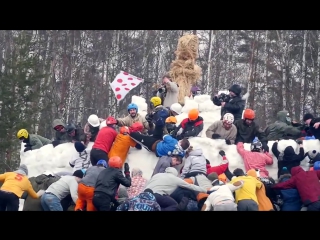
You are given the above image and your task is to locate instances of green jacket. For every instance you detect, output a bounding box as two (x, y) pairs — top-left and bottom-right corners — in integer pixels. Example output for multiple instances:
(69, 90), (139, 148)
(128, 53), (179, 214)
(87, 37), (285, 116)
(23, 174), (60, 211)
(264, 110), (301, 141)
(29, 134), (52, 150)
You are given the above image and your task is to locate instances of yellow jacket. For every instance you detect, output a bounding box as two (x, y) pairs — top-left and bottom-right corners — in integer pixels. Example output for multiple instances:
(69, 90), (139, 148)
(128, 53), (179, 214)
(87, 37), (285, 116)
(0, 172), (38, 198)
(230, 175), (262, 204)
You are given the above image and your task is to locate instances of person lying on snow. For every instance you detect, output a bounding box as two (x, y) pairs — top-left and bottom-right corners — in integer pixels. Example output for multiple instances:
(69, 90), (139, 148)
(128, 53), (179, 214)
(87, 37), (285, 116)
(117, 103), (149, 134)
(236, 141), (273, 178)
(70, 142), (91, 173)
(272, 166), (320, 211)
(117, 188), (161, 211)
(271, 139), (304, 178)
(41, 170), (84, 211)
(234, 109), (269, 152)
(84, 114), (104, 142)
(174, 109), (204, 140)
(0, 164), (44, 211)
(127, 168), (147, 198)
(145, 97), (170, 134)
(180, 146), (207, 179)
(93, 157), (131, 211)
(17, 129), (52, 152)
(246, 169), (274, 211)
(303, 113), (320, 140)
(90, 116), (118, 166)
(169, 103), (182, 116)
(206, 113), (237, 145)
(274, 167), (303, 211)
(226, 168), (262, 211)
(144, 167), (207, 211)
(75, 160), (107, 211)
(152, 154), (183, 176)
(265, 110), (304, 141)
(206, 150), (229, 176)
(164, 116), (178, 137)
(129, 132), (190, 158)
(108, 124), (143, 167)
(23, 171), (60, 211)
(202, 174), (244, 211)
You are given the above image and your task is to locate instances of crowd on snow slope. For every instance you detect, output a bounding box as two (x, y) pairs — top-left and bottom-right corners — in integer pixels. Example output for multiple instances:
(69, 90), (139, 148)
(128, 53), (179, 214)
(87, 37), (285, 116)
(2, 74), (320, 211)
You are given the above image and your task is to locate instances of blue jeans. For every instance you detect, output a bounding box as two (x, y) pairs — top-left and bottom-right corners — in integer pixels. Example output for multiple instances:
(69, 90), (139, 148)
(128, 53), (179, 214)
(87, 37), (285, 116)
(41, 193), (63, 211)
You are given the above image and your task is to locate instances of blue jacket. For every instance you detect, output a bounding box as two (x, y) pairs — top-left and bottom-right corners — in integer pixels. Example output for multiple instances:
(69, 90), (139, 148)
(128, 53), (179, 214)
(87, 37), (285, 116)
(156, 135), (184, 157)
(116, 192), (161, 211)
(279, 174), (302, 211)
(305, 136), (315, 140)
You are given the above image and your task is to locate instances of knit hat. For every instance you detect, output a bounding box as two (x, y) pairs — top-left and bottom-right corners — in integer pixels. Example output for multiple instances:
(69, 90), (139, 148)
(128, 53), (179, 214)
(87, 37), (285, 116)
(16, 164), (28, 175)
(132, 168), (143, 177)
(74, 142), (86, 153)
(118, 186), (129, 198)
(303, 113), (314, 122)
(233, 168), (245, 177)
(97, 160), (108, 168)
(281, 167), (290, 175)
(73, 169), (84, 178)
(308, 150), (319, 160)
(144, 188), (153, 194)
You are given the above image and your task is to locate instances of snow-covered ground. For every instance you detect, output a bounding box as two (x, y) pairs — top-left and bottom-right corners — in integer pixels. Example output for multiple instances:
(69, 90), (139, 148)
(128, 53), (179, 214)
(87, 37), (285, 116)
(18, 94), (320, 210)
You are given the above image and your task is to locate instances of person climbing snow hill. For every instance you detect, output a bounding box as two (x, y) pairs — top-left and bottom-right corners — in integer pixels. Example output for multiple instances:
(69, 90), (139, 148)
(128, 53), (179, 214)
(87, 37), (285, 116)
(70, 142), (91, 172)
(117, 189), (161, 211)
(152, 155), (183, 176)
(180, 147), (207, 179)
(117, 103), (150, 133)
(0, 164), (44, 211)
(272, 166), (320, 211)
(129, 132), (189, 158)
(90, 116), (118, 165)
(127, 168), (148, 198)
(93, 157), (131, 211)
(236, 141), (273, 178)
(17, 129), (52, 152)
(303, 113), (320, 140)
(145, 97), (170, 133)
(164, 116), (178, 137)
(174, 109), (204, 140)
(52, 119), (69, 147)
(206, 113), (237, 144)
(206, 150), (229, 176)
(108, 124), (143, 167)
(84, 114), (104, 142)
(75, 160), (107, 211)
(272, 140), (304, 178)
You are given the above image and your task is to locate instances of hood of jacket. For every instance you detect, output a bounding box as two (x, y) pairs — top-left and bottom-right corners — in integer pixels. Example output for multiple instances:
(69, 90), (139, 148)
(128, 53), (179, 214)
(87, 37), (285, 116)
(138, 192), (156, 201)
(284, 146), (295, 156)
(188, 148), (203, 157)
(247, 169), (257, 178)
(276, 110), (289, 124)
(165, 167), (178, 176)
(52, 119), (65, 128)
(291, 166), (304, 176)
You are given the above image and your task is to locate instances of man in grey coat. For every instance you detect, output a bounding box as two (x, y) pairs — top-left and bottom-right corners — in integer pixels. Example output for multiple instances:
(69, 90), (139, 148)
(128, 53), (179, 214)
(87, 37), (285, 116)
(145, 167), (207, 211)
(152, 155), (183, 177)
(157, 74), (179, 108)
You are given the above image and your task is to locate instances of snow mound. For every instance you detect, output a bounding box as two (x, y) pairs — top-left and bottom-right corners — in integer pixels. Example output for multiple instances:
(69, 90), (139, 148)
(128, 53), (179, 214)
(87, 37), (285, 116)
(20, 95), (320, 182)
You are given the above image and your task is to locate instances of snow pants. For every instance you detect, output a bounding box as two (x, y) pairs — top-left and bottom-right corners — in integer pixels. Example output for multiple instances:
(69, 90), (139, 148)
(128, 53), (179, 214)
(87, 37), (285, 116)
(154, 193), (179, 211)
(90, 148), (108, 166)
(130, 132), (159, 153)
(237, 199), (259, 211)
(75, 183), (96, 211)
(0, 190), (19, 211)
(92, 192), (112, 211)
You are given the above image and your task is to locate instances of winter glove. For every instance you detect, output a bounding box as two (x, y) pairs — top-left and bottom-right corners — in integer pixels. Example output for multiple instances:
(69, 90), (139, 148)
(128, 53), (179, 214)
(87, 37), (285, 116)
(211, 133), (221, 139)
(37, 189), (45, 197)
(24, 146), (32, 152)
(206, 159), (210, 165)
(135, 143), (142, 150)
(52, 140), (60, 148)
(21, 191), (28, 199)
(225, 139), (231, 145)
(145, 113), (153, 122)
(124, 163), (130, 175)
(296, 139), (303, 145)
(219, 150), (226, 157)
(261, 143), (269, 152)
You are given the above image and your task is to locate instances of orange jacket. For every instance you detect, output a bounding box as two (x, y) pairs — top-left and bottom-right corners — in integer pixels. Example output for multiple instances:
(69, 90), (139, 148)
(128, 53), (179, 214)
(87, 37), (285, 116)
(0, 172), (38, 198)
(246, 169), (273, 211)
(108, 133), (138, 165)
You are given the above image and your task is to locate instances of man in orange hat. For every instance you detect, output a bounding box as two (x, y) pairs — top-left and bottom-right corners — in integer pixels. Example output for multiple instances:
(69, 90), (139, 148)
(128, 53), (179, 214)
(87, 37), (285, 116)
(174, 109), (204, 140)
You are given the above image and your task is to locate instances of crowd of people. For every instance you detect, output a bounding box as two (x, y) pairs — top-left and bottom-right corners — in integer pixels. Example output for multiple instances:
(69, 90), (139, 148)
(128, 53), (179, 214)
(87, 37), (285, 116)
(1, 74), (320, 211)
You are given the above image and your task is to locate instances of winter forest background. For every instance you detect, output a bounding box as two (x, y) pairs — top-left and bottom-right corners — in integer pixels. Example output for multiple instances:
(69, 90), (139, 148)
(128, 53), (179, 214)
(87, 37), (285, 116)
(0, 30), (318, 171)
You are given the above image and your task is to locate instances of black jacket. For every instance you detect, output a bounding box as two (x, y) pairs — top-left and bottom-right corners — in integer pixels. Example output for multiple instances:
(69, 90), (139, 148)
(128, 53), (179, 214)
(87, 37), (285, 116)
(174, 117), (204, 140)
(94, 168), (131, 197)
(213, 96), (245, 121)
(308, 117), (320, 140)
(234, 119), (267, 144)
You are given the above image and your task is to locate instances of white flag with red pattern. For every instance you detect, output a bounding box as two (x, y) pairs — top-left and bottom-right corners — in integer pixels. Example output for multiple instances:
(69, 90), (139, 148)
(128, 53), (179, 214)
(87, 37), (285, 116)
(109, 71), (144, 102)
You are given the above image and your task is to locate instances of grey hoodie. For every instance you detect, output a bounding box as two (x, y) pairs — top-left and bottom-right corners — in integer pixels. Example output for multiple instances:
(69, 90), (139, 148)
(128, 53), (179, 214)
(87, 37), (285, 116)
(181, 148), (207, 178)
(145, 167), (206, 195)
(152, 156), (172, 177)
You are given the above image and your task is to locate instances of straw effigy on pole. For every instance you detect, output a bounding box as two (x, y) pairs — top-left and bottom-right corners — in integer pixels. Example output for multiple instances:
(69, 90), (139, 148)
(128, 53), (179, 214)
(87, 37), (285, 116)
(168, 34), (202, 104)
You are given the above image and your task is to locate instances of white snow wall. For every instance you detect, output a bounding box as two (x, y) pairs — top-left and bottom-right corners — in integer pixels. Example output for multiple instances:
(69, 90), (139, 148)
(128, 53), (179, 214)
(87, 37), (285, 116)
(20, 95), (319, 181)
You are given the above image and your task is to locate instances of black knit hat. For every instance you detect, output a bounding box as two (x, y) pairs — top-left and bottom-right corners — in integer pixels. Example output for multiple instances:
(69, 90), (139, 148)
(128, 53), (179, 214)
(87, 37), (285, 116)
(229, 84), (241, 95)
(73, 170), (84, 178)
(233, 168), (245, 177)
(303, 113), (314, 122)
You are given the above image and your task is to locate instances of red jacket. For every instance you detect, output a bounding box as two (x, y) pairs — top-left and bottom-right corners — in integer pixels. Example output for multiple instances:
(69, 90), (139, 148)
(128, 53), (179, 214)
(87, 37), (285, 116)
(206, 156), (229, 175)
(236, 142), (273, 178)
(273, 166), (320, 205)
(92, 126), (117, 153)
